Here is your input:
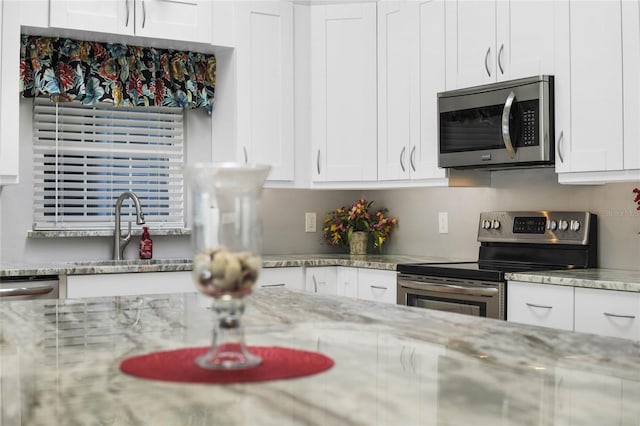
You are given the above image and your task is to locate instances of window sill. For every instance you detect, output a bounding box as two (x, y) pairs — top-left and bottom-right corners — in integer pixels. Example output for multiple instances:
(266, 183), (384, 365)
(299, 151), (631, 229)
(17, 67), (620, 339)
(28, 229), (192, 238)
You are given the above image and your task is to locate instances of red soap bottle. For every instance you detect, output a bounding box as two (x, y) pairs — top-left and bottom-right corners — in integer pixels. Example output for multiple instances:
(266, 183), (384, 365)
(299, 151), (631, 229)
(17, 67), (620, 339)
(139, 226), (153, 259)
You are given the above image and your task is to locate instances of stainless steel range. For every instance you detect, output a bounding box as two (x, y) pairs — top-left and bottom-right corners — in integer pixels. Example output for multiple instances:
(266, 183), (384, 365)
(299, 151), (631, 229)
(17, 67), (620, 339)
(397, 211), (598, 320)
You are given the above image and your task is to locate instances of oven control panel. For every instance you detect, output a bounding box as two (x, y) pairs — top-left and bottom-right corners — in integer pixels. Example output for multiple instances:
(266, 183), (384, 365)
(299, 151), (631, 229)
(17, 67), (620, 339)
(477, 211), (595, 245)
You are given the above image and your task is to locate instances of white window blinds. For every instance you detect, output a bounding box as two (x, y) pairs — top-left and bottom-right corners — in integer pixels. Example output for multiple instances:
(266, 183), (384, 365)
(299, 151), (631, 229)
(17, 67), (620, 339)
(32, 99), (185, 230)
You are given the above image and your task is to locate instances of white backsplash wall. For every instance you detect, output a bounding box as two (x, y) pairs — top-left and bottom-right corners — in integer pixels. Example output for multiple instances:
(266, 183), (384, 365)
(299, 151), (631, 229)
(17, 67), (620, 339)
(362, 168), (640, 270)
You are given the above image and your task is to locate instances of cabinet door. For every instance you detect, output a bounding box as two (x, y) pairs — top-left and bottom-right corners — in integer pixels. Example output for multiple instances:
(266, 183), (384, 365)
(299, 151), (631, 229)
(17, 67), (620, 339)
(237, 1), (294, 182)
(257, 267), (304, 291)
(0, 0), (20, 185)
(496, 1), (556, 81)
(336, 266), (358, 298)
(623, 0), (640, 170)
(377, 1), (413, 181)
(305, 267), (337, 295)
(134, 0), (212, 43)
(414, 0), (447, 180)
(574, 287), (640, 340)
(448, 0), (496, 88)
(555, 1), (624, 174)
(507, 281), (574, 331)
(357, 269), (397, 304)
(310, 3), (377, 182)
(49, 0), (134, 35)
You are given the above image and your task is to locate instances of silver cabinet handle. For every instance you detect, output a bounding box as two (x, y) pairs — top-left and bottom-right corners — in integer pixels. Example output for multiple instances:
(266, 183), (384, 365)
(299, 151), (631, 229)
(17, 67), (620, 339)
(312, 275), (318, 293)
(400, 146), (406, 172)
(261, 283), (285, 288)
(125, 0), (130, 27)
(526, 302), (552, 309)
(370, 285), (388, 291)
(0, 285), (55, 297)
(142, 0), (147, 28)
(316, 150), (321, 175)
(484, 47), (491, 77)
(557, 130), (564, 163)
(604, 312), (636, 319)
(410, 146), (416, 172)
(498, 44), (505, 75)
(243, 146), (248, 164)
(501, 91), (517, 159)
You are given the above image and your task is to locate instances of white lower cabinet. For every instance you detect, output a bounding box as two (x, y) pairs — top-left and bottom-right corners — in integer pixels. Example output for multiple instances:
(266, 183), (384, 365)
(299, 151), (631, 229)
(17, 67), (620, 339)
(574, 287), (640, 341)
(336, 266), (359, 298)
(64, 271), (193, 298)
(257, 267), (304, 291)
(301, 266), (397, 304)
(305, 266), (338, 295)
(357, 268), (397, 305)
(509, 280), (640, 341)
(507, 281), (574, 331)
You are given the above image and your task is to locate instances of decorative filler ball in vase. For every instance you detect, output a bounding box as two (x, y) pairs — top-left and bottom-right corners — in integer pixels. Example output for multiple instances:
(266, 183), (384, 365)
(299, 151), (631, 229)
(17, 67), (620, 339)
(323, 198), (398, 255)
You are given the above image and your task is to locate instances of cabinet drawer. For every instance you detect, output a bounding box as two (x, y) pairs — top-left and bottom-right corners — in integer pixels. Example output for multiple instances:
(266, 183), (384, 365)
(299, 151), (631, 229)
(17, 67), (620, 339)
(507, 281), (574, 331)
(574, 287), (640, 340)
(257, 267), (304, 291)
(357, 269), (397, 304)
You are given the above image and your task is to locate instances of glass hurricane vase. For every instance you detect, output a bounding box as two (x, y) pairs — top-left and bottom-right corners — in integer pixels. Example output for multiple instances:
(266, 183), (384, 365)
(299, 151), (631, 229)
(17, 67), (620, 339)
(184, 163), (271, 369)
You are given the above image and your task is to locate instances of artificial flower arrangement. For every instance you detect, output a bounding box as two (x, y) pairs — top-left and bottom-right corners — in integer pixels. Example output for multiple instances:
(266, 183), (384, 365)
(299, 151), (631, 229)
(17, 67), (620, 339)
(323, 198), (398, 253)
(633, 187), (640, 211)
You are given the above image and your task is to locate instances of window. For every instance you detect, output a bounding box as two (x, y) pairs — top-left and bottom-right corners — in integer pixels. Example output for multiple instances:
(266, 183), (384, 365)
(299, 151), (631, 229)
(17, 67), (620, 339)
(32, 99), (185, 230)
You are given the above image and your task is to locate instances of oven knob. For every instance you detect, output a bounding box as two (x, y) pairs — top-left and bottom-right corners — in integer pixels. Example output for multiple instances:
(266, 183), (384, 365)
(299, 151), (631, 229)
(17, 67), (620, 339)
(570, 220), (581, 232)
(558, 220), (569, 231)
(482, 220), (492, 229)
(547, 220), (557, 231)
(492, 220), (501, 229)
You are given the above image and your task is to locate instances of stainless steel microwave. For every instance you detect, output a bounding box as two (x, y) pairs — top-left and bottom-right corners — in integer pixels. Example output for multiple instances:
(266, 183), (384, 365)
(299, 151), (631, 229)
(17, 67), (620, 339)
(438, 75), (554, 169)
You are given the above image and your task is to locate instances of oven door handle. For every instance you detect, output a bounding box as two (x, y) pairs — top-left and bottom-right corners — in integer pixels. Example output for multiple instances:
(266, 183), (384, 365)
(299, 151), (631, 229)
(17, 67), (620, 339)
(399, 280), (498, 297)
(0, 284), (56, 297)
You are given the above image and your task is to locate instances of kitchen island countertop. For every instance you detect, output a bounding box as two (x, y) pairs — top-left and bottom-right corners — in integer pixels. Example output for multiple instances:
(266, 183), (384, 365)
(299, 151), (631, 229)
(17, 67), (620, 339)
(2, 287), (640, 425)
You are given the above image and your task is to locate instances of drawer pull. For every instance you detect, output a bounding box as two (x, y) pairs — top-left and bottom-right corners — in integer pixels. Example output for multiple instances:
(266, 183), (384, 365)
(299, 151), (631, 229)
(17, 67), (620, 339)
(526, 302), (552, 309)
(261, 283), (285, 288)
(603, 312), (636, 320)
(370, 285), (387, 291)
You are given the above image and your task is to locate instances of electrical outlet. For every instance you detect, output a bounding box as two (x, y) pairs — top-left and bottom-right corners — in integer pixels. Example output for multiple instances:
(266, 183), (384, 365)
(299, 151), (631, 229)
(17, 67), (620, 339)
(438, 212), (449, 234)
(305, 212), (317, 233)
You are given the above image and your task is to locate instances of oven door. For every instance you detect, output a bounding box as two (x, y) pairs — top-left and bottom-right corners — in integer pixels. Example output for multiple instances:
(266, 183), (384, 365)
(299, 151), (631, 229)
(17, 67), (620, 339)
(397, 274), (505, 320)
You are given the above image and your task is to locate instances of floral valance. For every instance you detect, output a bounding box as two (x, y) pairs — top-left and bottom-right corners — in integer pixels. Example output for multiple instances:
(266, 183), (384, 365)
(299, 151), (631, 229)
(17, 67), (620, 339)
(20, 35), (216, 114)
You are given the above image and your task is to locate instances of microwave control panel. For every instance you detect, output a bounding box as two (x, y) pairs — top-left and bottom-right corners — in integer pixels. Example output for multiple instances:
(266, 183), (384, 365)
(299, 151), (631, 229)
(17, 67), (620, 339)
(518, 100), (538, 147)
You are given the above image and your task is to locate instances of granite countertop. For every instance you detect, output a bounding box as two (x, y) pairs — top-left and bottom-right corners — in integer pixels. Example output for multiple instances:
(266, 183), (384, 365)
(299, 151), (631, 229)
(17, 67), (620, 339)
(506, 268), (640, 292)
(2, 289), (640, 425)
(0, 254), (466, 277)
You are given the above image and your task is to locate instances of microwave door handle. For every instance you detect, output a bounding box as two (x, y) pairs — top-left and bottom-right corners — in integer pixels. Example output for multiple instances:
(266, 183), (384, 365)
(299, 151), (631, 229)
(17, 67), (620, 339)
(501, 91), (517, 159)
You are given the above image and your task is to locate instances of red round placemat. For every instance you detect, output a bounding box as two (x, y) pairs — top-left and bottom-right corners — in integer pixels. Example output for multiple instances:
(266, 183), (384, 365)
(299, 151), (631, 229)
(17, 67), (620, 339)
(120, 346), (334, 384)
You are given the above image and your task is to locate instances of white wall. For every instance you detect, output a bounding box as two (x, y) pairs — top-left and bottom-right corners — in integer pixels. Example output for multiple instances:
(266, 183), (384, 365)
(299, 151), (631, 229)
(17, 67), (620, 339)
(2, 101), (639, 269)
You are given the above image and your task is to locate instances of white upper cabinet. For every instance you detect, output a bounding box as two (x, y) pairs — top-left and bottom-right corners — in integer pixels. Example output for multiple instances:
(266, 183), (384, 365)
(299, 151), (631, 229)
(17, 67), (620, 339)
(554, 0), (628, 181)
(49, 0), (212, 44)
(377, 0), (447, 182)
(377, 1), (413, 181)
(446, 0), (556, 89)
(310, 3), (377, 182)
(622, 0), (640, 171)
(237, 1), (294, 182)
(0, 0), (20, 185)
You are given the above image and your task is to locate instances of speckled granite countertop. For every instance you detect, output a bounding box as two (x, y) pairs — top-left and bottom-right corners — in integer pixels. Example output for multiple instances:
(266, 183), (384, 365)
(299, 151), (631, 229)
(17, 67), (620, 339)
(506, 268), (640, 292)
(0, 254), (466, 277)
(2, 289), (640, 425)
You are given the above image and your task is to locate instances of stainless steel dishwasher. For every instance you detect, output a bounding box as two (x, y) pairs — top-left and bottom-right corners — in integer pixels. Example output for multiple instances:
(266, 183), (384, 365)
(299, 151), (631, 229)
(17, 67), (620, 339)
(0, 275), (60, 300)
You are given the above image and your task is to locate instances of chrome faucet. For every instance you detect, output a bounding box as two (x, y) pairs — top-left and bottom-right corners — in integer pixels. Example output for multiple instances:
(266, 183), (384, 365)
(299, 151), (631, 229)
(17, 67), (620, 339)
(114, 191), (145, 260)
